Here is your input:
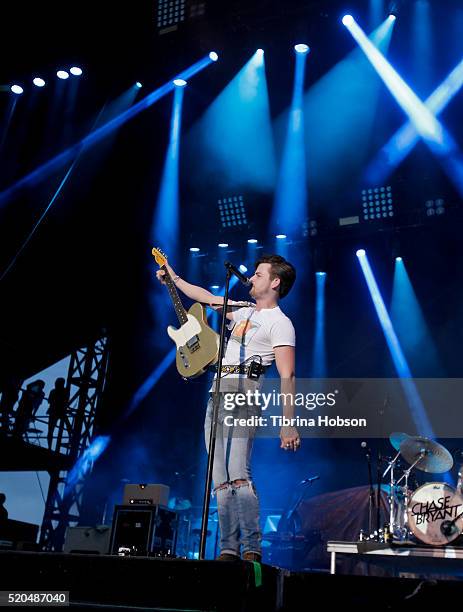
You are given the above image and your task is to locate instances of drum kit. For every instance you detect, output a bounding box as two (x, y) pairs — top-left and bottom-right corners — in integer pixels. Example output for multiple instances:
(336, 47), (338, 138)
(377, 432), (463, 546)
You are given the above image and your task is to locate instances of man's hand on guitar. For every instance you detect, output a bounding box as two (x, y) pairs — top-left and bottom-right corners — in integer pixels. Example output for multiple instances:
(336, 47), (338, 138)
(155, 262), (177, 285)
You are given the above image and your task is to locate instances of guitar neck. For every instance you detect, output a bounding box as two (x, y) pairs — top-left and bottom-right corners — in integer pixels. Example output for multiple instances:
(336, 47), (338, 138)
(162, 267), (188, 325)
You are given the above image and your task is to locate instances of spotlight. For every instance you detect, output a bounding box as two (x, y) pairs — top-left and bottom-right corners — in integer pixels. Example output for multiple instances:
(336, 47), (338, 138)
(356, 249), (366, 257)
(218, 243), (228, 248)
(173, 78), (187, 87)
(210, 285), (220, 290)
(276, 234), (287, 240)
(388, 14), (397, 21)
(395, 256), (402, 262)
(342, 14), (354, 26)
(294, 43), (310, 54)
(256, 48), (264, 55)
(189, 247), (200, 252)
(135, 82), (143, 89)
(57, 70), (69, 80)
(316, 271), (326, 277)
(247, 238), (258, 244)
(11, 84), (24, 95)
(70, 67), (83, 76)
(32, 77), (45, 87)
(209, 51), (219, 62)
(239, 264), (248, 273)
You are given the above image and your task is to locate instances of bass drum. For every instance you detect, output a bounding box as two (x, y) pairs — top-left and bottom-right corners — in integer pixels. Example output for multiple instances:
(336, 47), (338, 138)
(407, 482), (463, 545)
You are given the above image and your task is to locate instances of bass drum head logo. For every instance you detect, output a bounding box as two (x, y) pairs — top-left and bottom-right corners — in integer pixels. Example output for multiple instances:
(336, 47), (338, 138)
(407, 482), (463, 545)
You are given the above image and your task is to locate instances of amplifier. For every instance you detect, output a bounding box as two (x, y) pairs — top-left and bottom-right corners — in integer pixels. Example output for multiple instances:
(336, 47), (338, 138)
(122, 483), (169, 507)
(109, 504), (177, 556)
(63, 525), (111, 554)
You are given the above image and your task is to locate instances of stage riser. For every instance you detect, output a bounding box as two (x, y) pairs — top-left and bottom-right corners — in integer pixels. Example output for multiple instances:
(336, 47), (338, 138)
(2, 551), (463, 611)
(0, 551), (280, 612)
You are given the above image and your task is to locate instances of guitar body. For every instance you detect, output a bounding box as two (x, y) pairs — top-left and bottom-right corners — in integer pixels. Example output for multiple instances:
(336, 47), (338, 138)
(167, 302), (219, 378)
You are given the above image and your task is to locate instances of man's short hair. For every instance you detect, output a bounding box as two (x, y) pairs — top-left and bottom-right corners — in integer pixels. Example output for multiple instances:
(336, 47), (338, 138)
(255, 254), (296, 298)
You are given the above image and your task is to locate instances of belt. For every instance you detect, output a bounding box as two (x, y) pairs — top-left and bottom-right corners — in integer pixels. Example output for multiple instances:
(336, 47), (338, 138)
(210, 364), (266, 376)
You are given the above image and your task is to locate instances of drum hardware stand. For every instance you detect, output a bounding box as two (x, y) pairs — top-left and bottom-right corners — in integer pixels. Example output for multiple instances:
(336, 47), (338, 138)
(382, 450), (401, 535)
(396, 452), (425, 487)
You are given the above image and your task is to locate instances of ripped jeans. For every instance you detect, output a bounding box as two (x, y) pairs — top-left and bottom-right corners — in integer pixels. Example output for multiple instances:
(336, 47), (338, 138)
(204, 394), (262, 557)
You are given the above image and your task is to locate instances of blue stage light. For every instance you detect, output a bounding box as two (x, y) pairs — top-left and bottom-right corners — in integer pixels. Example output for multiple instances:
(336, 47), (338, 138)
(190, 247), (200, 252)
(173, 78), (187, 87)
(247, 238), (258, 244)
(209, 51), (219, 62)
(33, 77), (45, 87)
(276, 234), (287, 239)
(344, 16), (442, 145)
(395, 256), (402, 262)
(239, 264), (248, 273)
(356, 248), (366, 257)
(312, 270), (327, 377)
(0, 54), (219, 209)
(11, 85), (24, 95)
(256, 48), (264, 56)
(357, 250), (434, 437)
(211, 285), (220, 290)
(70, 66), (83, 76)
(135, 82), (143, 89)
(388, 14), (397, 21)
(57, 70), (69, 80)
(218, 243), (228, 248)
(294, 43), (310, 54)
(342, 14), (354, 26)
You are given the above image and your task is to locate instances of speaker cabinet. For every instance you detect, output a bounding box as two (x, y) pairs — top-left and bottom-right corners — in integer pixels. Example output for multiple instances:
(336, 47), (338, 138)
(109, 504), (177, 556)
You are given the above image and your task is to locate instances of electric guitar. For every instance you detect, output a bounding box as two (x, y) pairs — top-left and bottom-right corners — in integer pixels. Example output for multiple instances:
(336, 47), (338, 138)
(152, 247), (220, 379)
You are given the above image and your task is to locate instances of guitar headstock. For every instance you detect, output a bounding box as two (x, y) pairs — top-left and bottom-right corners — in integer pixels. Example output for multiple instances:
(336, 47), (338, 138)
(152, 247), (168, 268)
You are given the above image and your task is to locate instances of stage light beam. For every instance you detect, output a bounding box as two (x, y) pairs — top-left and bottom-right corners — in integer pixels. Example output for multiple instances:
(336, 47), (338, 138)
(312, 271), (327, 377)
(0, 54), (216, 208)
(343, 16), (443, 145)
(356, 249), (434, 436)
(272, 38), (309, 235)
(365, 55), (463, 185)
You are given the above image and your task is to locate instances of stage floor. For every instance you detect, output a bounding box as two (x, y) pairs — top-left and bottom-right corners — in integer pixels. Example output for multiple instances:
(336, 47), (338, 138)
(1, 549), (463, 611)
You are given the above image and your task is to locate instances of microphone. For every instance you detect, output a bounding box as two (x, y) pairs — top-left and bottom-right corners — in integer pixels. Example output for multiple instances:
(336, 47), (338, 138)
(300, 475), (320, 485)
(361, 441), (371, 457)
(224, 261), (251, 286)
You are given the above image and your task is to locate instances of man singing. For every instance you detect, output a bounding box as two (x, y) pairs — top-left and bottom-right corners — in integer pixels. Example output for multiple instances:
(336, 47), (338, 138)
(156, 254), (300, 562)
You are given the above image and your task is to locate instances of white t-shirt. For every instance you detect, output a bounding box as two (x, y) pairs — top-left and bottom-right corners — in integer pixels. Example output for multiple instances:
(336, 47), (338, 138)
(223, 305), (296, 369)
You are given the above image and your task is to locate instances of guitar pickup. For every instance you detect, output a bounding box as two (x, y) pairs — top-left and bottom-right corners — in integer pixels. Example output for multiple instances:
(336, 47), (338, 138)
(186, 336), (200, 352)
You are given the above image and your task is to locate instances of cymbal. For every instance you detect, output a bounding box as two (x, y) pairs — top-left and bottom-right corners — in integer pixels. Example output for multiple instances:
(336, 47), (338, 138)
(399, 436), (453, 473)
(389, 432), (410, 451)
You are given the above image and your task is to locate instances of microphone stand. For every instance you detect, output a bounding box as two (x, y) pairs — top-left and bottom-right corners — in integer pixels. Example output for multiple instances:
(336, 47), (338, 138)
(376, 450), (382, 539)
(363, 446), (375, 535)
(199, 267), (232, 559)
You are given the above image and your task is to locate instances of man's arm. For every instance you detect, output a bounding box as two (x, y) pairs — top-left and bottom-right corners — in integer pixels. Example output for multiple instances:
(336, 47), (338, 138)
(274, 345), (300, 452)
(156, 262), (236, 319)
